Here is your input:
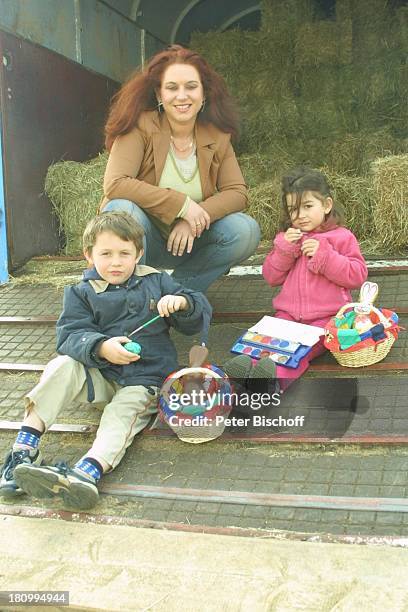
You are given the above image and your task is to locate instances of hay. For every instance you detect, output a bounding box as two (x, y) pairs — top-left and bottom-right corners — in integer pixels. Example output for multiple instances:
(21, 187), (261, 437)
(295, 20), (352, 68)
(45, 153), (108, 255)
(326, 129), (405, 175)
(371, 154), (408, 251)
(10, 259), (88, 288)
(247, 179), (282, 240)
(321, 168), (374, 243)
(238, 149), (296, 187)
(191, 0), (407, 166)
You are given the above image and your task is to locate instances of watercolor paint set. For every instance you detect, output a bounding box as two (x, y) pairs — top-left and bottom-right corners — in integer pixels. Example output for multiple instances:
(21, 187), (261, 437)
(230, 330), (313, 368)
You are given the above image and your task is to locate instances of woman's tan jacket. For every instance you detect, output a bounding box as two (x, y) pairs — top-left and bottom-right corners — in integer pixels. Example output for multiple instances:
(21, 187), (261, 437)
(100, 110), (248, 225)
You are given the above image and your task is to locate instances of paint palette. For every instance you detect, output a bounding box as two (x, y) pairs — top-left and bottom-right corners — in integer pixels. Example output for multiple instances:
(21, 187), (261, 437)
(241, 331), (301, 354)
(231, 332), (314, 369)
(230, 342), (291, 364)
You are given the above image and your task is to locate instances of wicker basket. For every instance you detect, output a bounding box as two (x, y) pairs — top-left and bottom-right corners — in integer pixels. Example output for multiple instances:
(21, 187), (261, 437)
(159, 364), (233, 443)
(330, 332), (396, 367)
(325, 299), (398, 368)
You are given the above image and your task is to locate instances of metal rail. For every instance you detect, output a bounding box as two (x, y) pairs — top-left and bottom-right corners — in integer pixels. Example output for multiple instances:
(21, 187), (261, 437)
(96, 483), (408, 512)
(1, 504), (406, 546)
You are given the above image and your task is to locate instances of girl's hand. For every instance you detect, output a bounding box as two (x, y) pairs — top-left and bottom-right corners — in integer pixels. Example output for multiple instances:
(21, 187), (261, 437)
(167, 220), (196, 256)
(284, 228), (303, 243)
(99, 336), (141, 365)
(183, 199), (210, 237)
(301, 238), (320, 257)
(157, 295), (188, 317)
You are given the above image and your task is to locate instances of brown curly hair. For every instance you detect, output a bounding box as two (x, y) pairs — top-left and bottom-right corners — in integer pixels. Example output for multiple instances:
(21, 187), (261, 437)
(104, 45), (240, 150)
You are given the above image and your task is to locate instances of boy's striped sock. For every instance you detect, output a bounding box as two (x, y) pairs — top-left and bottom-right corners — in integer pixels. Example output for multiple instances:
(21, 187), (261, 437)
(73, 457), (103, 482)
(13, 426), (42, 456)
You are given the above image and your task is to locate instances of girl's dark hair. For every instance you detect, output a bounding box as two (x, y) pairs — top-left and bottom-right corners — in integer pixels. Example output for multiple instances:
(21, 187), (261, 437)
(280, 166), (345, 230)
(105, 44), (240, 150)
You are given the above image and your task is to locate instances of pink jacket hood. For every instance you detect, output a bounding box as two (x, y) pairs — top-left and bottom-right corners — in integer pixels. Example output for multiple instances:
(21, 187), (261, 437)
(262, 226), (368, 321)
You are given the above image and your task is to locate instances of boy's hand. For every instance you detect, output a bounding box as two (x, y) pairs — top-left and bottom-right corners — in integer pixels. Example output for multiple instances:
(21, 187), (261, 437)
(98, 336), (141, 365)
(157, 295), (188, 317)
(284, 228), (303, 243)
(301, 238), (320, 257)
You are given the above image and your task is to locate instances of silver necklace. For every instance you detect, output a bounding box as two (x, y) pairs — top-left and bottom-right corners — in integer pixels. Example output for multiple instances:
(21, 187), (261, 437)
(170, 135), (194, 153)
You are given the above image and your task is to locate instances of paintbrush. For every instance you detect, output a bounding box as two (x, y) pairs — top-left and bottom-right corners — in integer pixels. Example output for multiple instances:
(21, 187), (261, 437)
(128, 288), (185, 338)
(128, 314), (162, 338)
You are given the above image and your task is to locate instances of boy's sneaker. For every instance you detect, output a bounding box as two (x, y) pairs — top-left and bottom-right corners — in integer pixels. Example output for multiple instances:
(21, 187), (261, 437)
(251, 356), (277, 379)
(14, 462), (99, 510)
(223, 355), (253, 379)
(0, 449), (43, 497)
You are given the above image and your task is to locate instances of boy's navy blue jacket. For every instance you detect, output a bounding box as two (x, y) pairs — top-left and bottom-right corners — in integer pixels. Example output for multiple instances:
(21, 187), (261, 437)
(56, 265), (212, 388)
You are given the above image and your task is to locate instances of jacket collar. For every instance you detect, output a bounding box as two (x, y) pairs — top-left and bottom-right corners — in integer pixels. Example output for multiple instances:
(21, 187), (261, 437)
(151, 111), (217, 196)
(84, 265), (160, 294)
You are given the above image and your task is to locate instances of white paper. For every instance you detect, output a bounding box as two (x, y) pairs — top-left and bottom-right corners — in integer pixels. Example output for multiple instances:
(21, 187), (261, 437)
(248, 316), (325, 347)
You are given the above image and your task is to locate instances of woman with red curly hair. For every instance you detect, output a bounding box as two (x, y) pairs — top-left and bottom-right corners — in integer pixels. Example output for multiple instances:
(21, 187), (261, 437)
(101, 45), (260, 291)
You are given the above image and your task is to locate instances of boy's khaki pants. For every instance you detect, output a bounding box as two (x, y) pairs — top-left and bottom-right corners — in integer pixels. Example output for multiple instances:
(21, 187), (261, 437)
(24, 355), (159, 470)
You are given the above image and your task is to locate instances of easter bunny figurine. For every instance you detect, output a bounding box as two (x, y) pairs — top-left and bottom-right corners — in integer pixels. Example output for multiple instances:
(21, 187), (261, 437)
(354, 282), (379, 314)
(353, 281), (391, 330)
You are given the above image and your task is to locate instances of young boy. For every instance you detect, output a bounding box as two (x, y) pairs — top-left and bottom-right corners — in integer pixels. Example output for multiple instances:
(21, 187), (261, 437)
(0, 212), (211, 510)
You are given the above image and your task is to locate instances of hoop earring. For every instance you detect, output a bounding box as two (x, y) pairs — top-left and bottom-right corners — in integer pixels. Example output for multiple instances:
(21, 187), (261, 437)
(200, 98), (206, 113)
(157, 99), (163, 112)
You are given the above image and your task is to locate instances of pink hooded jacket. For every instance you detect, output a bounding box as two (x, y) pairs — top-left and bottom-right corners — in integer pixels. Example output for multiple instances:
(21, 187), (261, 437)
(262, 226), (368, 322)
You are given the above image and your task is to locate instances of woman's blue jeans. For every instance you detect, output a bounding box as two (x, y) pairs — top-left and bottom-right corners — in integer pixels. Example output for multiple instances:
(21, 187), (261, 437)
(103, 199), (261, 292)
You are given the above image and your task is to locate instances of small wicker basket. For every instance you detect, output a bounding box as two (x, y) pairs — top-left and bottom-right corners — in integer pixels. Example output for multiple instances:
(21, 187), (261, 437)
(159, 364), (233, 443)
(324, 282), (399, 368)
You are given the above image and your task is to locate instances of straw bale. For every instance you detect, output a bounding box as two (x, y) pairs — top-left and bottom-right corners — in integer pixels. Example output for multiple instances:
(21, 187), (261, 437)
(295, 20), (352, 68)
(238, 149), (296, 186)
(351, 0), (394, 61)
(371, 154), (408, 250)
(247, 179), (282, 240)
(295, 66), (338, 102)
(336, 0), (352, 22)
(45, 153), (108, 255)
(397, 6), (408, 52)
(299, 100), (340, 140)
(321, 168), (374, 242)
(326, 129), (406, 175)
(261, 0), (314, 34)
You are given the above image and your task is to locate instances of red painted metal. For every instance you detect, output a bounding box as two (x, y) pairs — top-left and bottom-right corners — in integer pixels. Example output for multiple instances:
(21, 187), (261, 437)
(95, 483), (408, 512)
(0, 30), (118, 267)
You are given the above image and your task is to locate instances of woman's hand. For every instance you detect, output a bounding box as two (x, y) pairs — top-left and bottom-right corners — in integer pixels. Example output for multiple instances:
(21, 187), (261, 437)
(284, 228), (303, 243)
(301, 238), (320, 257)
(167, 220), (195, 256)
(99, 337), (141, 365)
(157, 295), (188, 317)
(183, 199), (210, 237)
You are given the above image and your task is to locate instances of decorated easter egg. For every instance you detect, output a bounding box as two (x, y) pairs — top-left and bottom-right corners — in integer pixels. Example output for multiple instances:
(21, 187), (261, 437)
(123, 341), (142, 355)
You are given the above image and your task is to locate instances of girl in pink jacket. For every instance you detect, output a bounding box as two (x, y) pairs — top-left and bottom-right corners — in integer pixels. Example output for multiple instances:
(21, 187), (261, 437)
(224, 167), (368, 390)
